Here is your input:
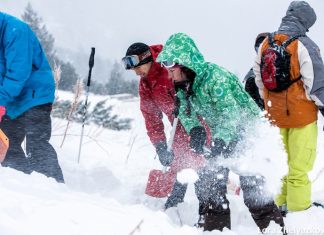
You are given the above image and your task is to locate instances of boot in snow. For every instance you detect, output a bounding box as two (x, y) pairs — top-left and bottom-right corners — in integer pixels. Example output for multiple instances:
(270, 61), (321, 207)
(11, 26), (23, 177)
(194, 214), (205, 228)
(249, 203), (285, 232)
(279, 205), (288, 217)
(204, 210), (231, 231)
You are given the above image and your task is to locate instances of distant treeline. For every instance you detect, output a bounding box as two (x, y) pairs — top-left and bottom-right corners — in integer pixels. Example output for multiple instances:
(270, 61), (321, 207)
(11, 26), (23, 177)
(23, 3), (138, 96)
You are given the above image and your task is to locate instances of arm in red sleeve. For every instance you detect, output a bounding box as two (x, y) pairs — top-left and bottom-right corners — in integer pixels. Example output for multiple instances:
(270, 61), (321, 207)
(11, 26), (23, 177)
(139, 79), (166, 146)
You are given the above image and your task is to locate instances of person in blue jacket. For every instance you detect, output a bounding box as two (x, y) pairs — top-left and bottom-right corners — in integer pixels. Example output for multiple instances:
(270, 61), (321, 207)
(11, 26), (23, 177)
(0, 12), (64, 183)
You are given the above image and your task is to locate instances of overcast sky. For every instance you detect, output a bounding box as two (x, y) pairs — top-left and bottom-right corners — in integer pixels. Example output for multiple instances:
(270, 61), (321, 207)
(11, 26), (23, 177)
(2, 0), (324, 78)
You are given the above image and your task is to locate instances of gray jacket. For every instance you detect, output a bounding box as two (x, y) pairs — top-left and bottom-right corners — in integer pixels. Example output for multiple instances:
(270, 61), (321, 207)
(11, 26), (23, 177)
(254, 1), (324, 107)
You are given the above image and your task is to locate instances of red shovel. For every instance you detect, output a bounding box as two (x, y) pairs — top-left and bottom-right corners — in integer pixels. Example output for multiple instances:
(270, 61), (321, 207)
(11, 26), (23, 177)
(145, 118), (179, 198)
(145, 168), (176, 198)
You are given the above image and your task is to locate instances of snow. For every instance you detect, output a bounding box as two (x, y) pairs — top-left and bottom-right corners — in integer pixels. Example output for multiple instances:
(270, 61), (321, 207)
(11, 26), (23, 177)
(177, 169), (199, 184)
(1, 91), (324, 235)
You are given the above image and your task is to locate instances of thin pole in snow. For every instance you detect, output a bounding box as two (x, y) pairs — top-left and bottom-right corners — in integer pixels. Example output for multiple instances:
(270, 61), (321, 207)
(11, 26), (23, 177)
(77, 47), (95, 163)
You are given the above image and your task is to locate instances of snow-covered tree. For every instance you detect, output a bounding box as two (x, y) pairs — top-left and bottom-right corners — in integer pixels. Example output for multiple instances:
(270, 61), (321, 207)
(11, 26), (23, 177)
(22, 3), (56, 65)
(106, 62), (138, 96)
(22, 3), (79, 91)
(52, 99), (132, 130)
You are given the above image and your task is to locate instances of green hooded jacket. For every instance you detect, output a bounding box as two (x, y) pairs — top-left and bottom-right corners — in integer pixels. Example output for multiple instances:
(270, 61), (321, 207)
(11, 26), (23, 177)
(157, 33), (261, 144)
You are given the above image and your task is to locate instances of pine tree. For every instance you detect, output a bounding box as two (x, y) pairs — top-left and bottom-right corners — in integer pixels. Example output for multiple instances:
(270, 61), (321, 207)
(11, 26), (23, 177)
(51, 100), (71, 119)
(90, 81), (107, 95)
(52, 99), (132, 130)
(106, 62), (123, 95)
(90, 100), (111, 126)
(58, 61), (80, 91)
(106, 61), (139, 96)
(22, 3), (56, 66)
(72, 101), (90, 124)
(22, 3), (80, 91)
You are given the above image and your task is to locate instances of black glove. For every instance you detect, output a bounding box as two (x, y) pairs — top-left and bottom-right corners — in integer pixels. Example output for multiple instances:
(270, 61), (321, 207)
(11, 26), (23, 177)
(206, 138), (237, 159)
(189, 126), (207, 154)
(155, 141), (174, 167)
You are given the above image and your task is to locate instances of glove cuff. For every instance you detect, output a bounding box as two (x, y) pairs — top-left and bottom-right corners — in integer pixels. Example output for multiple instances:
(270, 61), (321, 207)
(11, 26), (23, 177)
(155, 141), (167, 154)
(0, 106), (6, 116)
(189, 126), (207, 154)
(155, 141), (173, 166)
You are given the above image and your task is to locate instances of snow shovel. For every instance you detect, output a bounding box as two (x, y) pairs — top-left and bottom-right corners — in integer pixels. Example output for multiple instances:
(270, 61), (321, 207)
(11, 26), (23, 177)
(145, 169), (177, 198)
(145, 118), (179, 198)
(0, 129), (9, 163)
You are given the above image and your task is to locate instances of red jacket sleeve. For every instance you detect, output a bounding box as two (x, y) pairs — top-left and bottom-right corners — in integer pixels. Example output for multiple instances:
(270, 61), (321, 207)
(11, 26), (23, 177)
(139, 79), (166, 146)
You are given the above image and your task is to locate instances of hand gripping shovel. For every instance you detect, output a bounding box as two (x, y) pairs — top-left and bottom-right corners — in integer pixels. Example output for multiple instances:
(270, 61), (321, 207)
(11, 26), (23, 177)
(0, 129), (9, 163)
(145, 118), (178, 198)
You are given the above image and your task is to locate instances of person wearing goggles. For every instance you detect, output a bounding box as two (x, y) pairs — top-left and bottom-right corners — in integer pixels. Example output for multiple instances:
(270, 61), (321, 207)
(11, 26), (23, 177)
(122, 42), (205, 210)
(157, 33), (286, 233)
(122, 49), (153, 70)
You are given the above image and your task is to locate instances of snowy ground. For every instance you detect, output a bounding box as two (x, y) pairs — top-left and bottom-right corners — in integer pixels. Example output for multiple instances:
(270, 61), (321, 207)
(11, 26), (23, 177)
(1, 91), (324, 235)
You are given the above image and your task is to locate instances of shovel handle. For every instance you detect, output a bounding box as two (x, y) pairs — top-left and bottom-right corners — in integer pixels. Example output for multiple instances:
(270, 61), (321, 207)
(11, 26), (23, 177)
(167, 117), (178, 151)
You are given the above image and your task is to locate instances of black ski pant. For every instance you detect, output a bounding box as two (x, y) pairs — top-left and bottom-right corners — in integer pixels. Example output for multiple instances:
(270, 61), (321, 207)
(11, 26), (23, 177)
(195, 168), (231, 231)
(0, 104), (64, 183)
(240, 175), (284, 231)
(195, 167), (284, 231)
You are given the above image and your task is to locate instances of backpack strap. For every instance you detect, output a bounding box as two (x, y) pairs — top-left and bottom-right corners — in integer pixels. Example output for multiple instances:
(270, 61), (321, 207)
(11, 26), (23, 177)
(291, 75), (302, 84)
(268, 32), (305, 48)
(283, 35), (305, 84)
(267, 32), (276, 47)
(282, 34), (305, 49)
(282, 34), (305, 83)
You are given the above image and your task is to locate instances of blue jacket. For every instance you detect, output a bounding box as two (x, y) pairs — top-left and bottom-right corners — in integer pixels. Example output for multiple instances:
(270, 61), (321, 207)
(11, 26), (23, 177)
(0, 12), (55, 119)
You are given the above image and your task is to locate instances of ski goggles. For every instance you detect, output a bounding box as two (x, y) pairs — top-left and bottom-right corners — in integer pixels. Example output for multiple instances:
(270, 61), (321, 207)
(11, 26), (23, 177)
(122, 50), (152, 70)
(161, 61), (184, 70)
(161, 61), (176, 68)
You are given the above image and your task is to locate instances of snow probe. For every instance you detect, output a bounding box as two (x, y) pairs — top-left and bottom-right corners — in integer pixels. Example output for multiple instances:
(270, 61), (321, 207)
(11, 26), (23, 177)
(145, 118), (178, 198)
(77, 47), (95, 163)
(0, 129), (9, 162)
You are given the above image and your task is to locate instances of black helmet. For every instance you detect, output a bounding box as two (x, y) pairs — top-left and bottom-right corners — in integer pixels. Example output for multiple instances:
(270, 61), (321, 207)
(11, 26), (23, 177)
(122, 43), (153, 69)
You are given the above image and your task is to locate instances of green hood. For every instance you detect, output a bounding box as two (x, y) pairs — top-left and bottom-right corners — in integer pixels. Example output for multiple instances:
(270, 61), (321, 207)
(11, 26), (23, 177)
(157, 33), (207, 77)
(158, 33), (261, 144)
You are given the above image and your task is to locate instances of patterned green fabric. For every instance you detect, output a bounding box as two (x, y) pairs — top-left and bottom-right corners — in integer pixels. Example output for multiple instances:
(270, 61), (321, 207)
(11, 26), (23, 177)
(157, 33), (261, 144)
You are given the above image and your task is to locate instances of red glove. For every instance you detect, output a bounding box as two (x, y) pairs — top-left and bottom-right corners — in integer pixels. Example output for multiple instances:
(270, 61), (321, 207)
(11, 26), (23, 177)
(0, 106), (6, 122)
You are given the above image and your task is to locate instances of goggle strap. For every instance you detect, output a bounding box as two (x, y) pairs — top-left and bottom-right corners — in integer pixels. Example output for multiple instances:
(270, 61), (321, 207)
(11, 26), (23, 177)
(138, 50), (151, 61)
(122, 50), (152, 69)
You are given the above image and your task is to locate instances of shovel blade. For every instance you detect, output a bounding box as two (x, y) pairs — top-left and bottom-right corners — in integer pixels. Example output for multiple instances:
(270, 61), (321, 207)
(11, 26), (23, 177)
(145, 169), (176, 198)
